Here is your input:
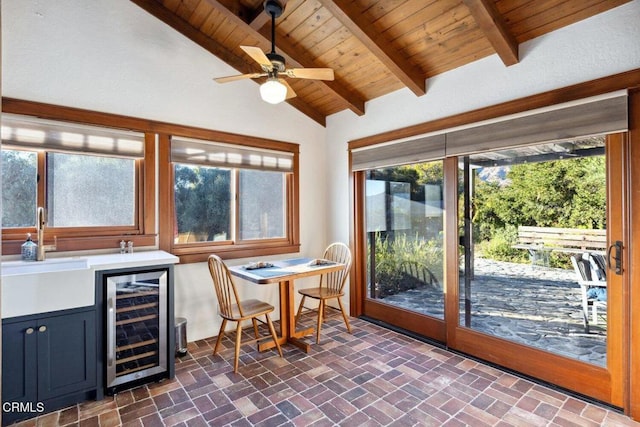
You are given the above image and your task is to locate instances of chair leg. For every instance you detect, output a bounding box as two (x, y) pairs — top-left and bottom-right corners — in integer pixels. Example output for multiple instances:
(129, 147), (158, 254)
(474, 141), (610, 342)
(336, 297), (352, 333)
(316, 299), (325, 344)
(295, 295), (306, 327)
(265, 314), (283, 358)
(252, 318), (260, 339)
(582, 297), (590, 333)
(212, 319), (227, 355)
(234, 322), (243, 373)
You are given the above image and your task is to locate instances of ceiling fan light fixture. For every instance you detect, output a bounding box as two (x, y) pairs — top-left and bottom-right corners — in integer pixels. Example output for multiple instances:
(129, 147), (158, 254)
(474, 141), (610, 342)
(260, 78), (287, 104)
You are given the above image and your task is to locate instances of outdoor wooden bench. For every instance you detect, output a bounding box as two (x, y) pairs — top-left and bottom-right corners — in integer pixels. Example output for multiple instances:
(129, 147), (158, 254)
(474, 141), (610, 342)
(513, 226), (607, 267)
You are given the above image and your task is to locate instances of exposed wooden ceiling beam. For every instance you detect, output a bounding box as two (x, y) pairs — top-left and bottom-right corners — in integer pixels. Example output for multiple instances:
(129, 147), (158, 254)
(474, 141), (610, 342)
(286, 97), (327, 126)
(130, 0), (326, 126)
(214, 0), (289, 30)
(246, 0), (290, 31)
(317, 0), (426, 97)
(463, 0), (519, 66)
(248, 8), (271, 31)
(204, 0), (365, 117)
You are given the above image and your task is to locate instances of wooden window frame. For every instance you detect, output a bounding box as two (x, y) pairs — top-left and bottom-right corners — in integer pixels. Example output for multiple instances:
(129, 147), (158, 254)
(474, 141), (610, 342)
(158, 133), (300, 264)
(1, 101), (156, 255)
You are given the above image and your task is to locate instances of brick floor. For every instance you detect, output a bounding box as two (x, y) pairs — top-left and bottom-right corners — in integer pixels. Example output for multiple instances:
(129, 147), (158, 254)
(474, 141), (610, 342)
(9, 315), (640, 426)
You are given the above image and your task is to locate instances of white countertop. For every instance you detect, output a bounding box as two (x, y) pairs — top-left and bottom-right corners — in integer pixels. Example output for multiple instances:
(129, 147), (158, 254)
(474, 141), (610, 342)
(85, 250), (179, 270)
(1, 250), (179, 319)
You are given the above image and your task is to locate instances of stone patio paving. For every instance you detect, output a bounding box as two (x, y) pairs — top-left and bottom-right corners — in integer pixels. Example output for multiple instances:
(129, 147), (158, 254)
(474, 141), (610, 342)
(379, 258), (607, 367)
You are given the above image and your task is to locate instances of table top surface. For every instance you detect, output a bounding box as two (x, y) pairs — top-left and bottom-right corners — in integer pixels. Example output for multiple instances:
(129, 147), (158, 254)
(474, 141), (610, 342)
(229, 257), (345, 284)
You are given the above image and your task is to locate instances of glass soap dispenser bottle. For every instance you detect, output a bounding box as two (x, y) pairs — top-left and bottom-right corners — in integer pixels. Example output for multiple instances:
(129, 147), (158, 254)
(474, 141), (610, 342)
(21, 233), (38, 261)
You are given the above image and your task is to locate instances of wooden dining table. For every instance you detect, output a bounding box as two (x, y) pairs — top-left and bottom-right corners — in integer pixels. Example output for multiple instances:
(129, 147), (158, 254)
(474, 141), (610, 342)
(228, 257), (345, 353)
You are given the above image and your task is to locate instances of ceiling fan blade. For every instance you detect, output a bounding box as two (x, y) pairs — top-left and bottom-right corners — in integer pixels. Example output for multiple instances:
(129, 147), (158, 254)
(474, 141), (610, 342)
(214, 73), (264, 83)
(279, 79), (297, 99)
(285, 68), (334, 81)
(240, 46), (272, 68)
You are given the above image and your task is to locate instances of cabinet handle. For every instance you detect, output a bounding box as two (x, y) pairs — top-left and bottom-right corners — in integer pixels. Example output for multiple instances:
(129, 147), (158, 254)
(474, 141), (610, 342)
(26, 327), (35, 335)
(38, 325), (47, 333)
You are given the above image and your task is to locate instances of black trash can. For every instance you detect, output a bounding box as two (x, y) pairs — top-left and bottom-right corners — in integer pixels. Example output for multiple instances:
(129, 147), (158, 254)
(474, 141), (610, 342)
(175, 317), (188, 356)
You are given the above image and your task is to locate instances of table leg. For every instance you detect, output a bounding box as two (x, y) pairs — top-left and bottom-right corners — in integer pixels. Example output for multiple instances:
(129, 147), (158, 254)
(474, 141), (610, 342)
(257, 279), (313, 353)
(285, 279), (314, 352)
(258, 281), (288, 352)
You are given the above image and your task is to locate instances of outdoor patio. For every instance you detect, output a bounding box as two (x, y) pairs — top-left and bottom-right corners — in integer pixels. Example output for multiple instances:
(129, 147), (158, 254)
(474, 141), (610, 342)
(379, 258), (607, 367)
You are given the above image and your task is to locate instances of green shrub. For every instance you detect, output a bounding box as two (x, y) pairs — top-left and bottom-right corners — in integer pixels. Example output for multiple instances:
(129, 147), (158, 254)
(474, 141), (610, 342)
(369, 232), (444, 298)
(477, 225), (527, 263)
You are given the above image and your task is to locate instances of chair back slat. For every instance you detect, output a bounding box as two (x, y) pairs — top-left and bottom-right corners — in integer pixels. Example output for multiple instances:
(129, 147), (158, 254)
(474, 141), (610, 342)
(208, 255), (244, 319)
(321, 242), (352, 293)
(589, 253), (607, 280)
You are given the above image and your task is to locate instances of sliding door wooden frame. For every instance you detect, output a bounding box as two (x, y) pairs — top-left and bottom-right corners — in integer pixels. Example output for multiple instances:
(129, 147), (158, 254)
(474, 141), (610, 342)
(443, 157), (460, 345)
(606, 132), (628, 409)
(628, 88), (640, 420)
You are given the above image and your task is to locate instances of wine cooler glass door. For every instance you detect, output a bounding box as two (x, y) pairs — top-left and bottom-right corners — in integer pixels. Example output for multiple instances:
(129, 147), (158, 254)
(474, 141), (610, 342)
(106, 270), (168, 388)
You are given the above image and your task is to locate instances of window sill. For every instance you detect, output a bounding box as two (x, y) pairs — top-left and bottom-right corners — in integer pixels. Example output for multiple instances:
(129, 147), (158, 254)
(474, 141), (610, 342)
(2, 234), (157, 256)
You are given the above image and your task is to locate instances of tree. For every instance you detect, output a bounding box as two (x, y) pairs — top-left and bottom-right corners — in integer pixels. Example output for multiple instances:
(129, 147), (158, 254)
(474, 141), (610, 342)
(2, 150), (37, 227)
(473, 156), (606, 239)
(174, 165), (231, 240)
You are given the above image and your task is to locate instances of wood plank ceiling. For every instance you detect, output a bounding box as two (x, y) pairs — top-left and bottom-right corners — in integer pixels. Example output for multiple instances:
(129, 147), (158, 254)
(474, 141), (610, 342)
(131, 0), (631, 126)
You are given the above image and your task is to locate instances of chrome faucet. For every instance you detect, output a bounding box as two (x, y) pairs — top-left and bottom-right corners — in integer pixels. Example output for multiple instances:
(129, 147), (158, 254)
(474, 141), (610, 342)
(36, 207), (57, 261)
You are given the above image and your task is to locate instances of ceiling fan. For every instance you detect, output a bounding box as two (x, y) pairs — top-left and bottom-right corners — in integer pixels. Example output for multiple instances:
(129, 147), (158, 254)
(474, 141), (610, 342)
(213, 0), (335, 104)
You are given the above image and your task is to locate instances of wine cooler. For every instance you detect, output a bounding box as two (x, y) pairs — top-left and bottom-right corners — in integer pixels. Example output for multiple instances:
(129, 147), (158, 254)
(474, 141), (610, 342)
(99, 266), (174, 393)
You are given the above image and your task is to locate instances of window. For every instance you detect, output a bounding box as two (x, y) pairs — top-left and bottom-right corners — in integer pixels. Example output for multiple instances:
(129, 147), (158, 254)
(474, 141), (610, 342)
(47, 152), (136, 227)
(1, 112), (154, 254)
(1, 99), (297, 262)
(239, 170), (285, 240)
(364, 162), (445, 318)
(2, 149), (37, 227)
(162, 135), (299, 262)
(174, 164), (232, 243)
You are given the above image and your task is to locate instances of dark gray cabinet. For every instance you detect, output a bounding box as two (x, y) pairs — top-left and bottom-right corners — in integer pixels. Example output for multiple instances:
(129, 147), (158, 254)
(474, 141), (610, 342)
(2, 308), (97, 425)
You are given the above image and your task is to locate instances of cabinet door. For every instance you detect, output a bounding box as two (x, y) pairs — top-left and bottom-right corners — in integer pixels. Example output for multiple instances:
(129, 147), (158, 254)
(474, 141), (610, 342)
(2, 320), (37, 403)
(36, 311), (97, 401)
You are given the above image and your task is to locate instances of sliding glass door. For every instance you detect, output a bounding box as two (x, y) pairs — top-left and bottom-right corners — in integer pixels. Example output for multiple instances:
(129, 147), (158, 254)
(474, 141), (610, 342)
(452, 134), (626, 405)
(356, 134), (627, 405)
(362, 161), (446, 341)
(458, 137), (608, 366)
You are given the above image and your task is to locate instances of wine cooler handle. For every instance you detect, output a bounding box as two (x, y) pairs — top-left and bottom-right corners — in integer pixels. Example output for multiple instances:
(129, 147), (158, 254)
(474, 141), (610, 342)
(107, 297), (115, 368)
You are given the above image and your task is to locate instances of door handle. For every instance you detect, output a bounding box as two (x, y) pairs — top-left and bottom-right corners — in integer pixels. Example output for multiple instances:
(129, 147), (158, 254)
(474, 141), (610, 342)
(607, 240), (623, 275)
(107, 297), (115, 368)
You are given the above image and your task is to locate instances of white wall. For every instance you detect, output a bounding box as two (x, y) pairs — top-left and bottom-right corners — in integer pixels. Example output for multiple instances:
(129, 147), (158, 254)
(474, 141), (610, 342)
(1, 0), (329, 341)
(325, 0), (640, 304)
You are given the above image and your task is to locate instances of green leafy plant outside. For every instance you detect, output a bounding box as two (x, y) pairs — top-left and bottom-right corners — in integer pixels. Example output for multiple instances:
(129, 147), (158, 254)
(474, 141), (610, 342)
(472, 156), (606, 268)
(370, 232), (444, 298)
